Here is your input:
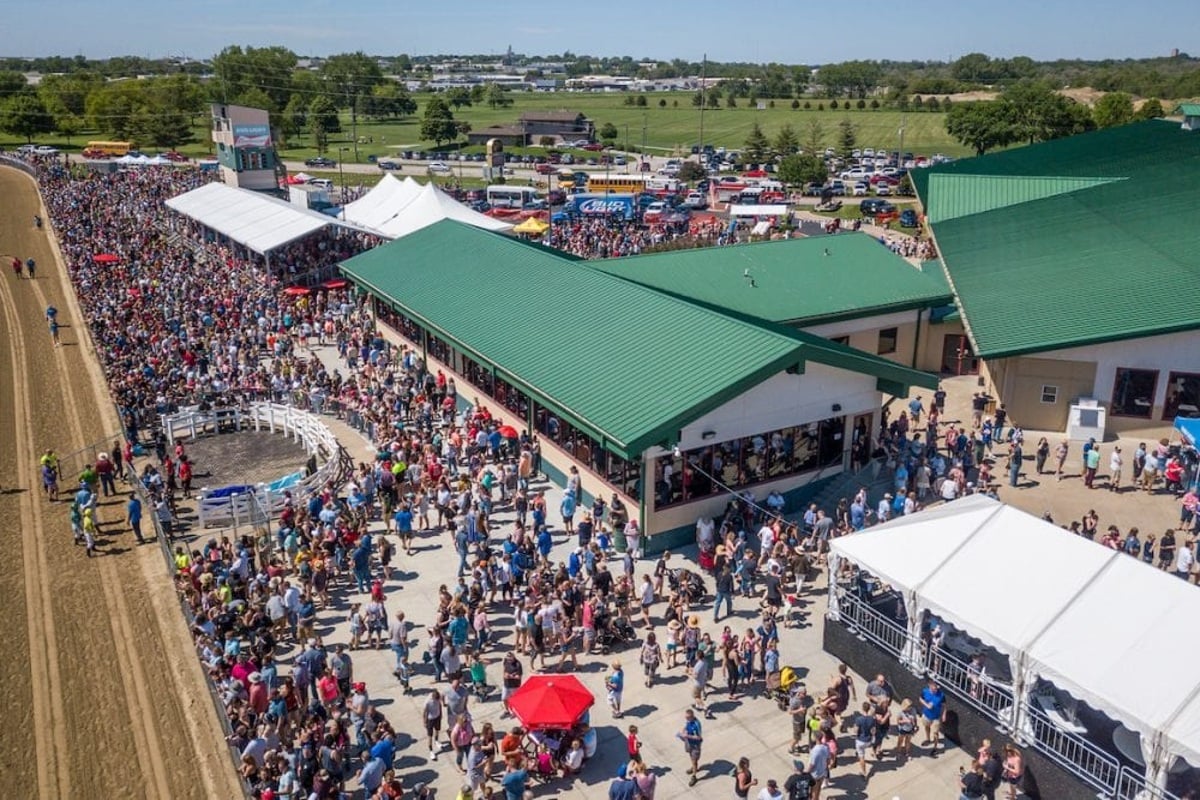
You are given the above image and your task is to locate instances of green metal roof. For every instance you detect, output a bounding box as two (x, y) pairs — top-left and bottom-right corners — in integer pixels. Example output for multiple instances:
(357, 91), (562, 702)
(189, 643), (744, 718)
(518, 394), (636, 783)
(1176, 103), (1200, 116)
(925, 174), (1125, 224)
(915, 120), (1200, 358)
(340, 220), (935, 458)
(589, 232), (953, 325)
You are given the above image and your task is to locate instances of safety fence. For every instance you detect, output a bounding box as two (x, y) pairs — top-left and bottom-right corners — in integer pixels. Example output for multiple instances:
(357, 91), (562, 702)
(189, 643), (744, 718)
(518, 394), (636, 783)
(832, 587), (1146, 800)
(160, 402), (351, 529)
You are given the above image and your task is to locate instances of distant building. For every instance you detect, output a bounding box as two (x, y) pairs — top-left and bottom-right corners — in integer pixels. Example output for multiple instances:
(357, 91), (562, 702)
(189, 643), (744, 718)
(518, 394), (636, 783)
(517, 111), (595, 142)
(210, 103), (281, 191)
(466, 125), (529, 147)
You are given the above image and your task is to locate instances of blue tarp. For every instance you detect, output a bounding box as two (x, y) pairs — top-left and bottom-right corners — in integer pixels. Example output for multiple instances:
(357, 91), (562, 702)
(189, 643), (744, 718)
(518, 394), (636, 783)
(1175, 416), (1200, 447)
(206, 485), (254, 498)
(266, 472), (304, 493)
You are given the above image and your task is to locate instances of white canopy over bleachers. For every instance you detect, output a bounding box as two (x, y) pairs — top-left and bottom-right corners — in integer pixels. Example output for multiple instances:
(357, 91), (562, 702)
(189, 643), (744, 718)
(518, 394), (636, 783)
(166, 182), (335, 255)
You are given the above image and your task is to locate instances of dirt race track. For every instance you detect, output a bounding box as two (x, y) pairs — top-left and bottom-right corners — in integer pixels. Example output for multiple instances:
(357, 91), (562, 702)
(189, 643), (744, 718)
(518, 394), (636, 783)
(0, 165), (241, 799)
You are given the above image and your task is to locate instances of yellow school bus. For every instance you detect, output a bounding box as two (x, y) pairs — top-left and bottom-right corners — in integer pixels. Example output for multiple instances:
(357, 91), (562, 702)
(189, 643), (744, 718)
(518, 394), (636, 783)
(84, 141), (133, 157)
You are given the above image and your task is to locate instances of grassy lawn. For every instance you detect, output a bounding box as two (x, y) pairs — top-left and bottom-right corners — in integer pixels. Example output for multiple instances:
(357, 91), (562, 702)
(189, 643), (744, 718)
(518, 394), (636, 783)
(2, 92), (965, 165)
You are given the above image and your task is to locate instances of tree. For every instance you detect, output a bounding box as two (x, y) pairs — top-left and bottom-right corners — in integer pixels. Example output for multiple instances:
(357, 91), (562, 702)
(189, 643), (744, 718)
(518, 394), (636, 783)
(0, 71), (29, 100)
(829, 100), (839, 110)
(1136, 98), (1165, 120)
(308, 96), (339, 153)
(280, 95), (307, 145)
(455, 120), (472, 142)
(635, 94), (647, 107)
(816, 60), (883, 98)
(1093, 91), (1134, 128)
(777, 153), (828, 187)
(870, 99), (880, 109)
(743, 121), (770, 162)
(0, 94), (53, 142)
(791, 99), (800, 110)
(677, 161), (706, 182)
(658, 98), (667, 108)
(420, 96), (459, 147)
(945, 101), (1016, 156)
(773, 123), (799, 156)
(926, 96), (941, 112)
(1001, 80), (1094, 145)
(837, 117), (857, 158)
(211, 45), (298, 112)
(725, 93), (737, 108)
(599, 122), (618, 144)
(444, 87), (472, 109)
(803, 119), (825, 156)
(692, 90), (703, 107)
(485, 83), (513, 109)
(362, 83), (416, 119)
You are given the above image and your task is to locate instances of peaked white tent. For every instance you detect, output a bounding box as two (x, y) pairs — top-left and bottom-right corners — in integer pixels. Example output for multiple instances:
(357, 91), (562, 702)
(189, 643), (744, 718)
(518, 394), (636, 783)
(340, 175), (424, 231)
(829, 494), (1200, 792)
(340, 177), (513, 239)
(166, 182), (334, 255)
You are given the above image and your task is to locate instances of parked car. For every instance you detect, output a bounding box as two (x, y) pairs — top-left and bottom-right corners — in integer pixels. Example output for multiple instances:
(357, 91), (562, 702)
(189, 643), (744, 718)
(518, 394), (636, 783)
(161, 150), (188, 162)
(815, 199), (843, 213)
(643, 201), (668, 221)
(899, 209), (919, 228)
(34, 145), (61, 156)
(859, 199), (897, 217)
(428, 161), (452, 174)
(839, 166), (870, 181)
(547, 189), (567, 205)
(304, 156), (336, 168)
(535, 163), (555, 174)
(852, 182), (869, 197)
(377, 160), (401, 170)
(682, 191), (708, 210)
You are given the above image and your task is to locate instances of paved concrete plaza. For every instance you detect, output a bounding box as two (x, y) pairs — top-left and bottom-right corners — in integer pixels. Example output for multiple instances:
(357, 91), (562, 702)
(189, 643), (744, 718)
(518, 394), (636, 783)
(261, 343), (1188, 800)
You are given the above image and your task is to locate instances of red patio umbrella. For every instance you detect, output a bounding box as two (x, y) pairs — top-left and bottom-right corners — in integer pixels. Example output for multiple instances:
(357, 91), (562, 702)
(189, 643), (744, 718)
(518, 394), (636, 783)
(507, 675), (594, 731)
(93, 253), (120, 264)
(496, 424), (519, 440)
(321, 278), (348, 289)
(282, 286), (310, 296)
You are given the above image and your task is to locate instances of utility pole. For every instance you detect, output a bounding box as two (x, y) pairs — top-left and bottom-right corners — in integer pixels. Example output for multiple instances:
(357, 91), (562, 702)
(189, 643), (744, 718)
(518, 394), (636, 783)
(698, 53), (707, 156)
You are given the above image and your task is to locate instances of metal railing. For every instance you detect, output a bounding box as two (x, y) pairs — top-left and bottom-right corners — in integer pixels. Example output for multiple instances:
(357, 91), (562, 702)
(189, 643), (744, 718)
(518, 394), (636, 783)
(1022, 703), (1122, 797)
(837, 589), (912, 660)
(925, 644), (1015, 725)
(1116, 766), (1182, 800)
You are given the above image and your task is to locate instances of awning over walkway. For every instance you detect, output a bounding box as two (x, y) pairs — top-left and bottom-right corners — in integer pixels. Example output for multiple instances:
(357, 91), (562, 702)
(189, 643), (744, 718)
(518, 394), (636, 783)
(830, 494), (1200, 766)
(165, 182), (334, 255)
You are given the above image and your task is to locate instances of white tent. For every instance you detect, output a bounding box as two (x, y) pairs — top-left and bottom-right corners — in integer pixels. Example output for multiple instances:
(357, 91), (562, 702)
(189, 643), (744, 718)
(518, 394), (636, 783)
(829, 494), (1200, 791)
(371, 182), (513, 239)
(340, 175), (423, 231)
(729, 204), (791, 217)
(165, 182), (333, 255)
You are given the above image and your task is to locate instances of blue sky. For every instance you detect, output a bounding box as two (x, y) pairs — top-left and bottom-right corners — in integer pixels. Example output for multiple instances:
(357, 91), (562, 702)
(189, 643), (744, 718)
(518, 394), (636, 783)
(6, 0), (1197, 63)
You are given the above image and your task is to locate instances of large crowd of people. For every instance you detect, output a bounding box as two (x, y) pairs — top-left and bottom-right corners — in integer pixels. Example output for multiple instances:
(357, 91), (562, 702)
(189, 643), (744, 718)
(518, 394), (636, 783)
(12, 152), (1196, 800)
(542, 214), (730, 258)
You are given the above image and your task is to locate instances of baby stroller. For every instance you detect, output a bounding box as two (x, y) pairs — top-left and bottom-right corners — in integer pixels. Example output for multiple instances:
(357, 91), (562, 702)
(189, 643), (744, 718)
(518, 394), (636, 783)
(767, 666), (803, 711)
(594, 609), (637, 654)
(667, 567), (708, 605)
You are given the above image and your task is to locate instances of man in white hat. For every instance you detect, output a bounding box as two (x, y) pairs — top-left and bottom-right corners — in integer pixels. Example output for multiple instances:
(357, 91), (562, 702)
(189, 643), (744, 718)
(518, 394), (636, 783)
(95, 452), (117, 497)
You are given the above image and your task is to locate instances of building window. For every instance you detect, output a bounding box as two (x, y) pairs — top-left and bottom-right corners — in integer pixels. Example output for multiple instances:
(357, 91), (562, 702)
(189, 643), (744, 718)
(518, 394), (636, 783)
(877, 328), (898, 355)
(1040, 385), (1059, 404)
(1164, 372), (1200, 420)
(1110, 368), (1158, 418)
(830, 335), (850, 346)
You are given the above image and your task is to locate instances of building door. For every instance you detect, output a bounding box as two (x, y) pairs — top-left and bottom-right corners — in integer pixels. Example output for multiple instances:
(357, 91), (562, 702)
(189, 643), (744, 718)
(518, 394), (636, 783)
(941, 334), (979, 375)
(850, 412), (874, 469)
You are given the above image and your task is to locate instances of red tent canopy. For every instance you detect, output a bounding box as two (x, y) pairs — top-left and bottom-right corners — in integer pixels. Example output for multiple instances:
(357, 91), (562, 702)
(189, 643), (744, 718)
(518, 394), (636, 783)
(496, 424), (519, 439)
(507, 675), (594, 731)
(282, 286), (310, 296)
(93, 253), (120, 264)
(321, 278), (348, 289)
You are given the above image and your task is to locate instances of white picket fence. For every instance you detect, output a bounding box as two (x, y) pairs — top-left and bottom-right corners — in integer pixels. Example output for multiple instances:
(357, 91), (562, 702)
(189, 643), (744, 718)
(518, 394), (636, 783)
(160, 403), (345, 528)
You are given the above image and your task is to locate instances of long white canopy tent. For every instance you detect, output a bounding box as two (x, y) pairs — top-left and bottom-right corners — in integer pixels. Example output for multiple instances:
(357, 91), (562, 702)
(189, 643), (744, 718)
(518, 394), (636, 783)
(828, 494), (1200, 793)
(166, 182), (339, 255)
(339, 175), (514, 239)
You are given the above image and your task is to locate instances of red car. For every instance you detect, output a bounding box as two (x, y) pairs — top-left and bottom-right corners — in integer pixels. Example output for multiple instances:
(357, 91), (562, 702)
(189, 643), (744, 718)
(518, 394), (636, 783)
(581, 143), (604, 152)
(161, 150), (189, 162)
(535, 163), (555, 174)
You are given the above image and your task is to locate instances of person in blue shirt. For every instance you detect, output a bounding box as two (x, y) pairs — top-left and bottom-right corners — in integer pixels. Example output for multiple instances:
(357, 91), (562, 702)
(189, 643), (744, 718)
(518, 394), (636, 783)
(502, 764), (529, 800)
(536, 527), (553, 563)
(919, 678), (946, 753)
(560, 492), (577, 534)
(393, 504), (414, 553)
(126, 492), (144, 544)
(680, 708), (703, 785)
(567, 547), (583, 579)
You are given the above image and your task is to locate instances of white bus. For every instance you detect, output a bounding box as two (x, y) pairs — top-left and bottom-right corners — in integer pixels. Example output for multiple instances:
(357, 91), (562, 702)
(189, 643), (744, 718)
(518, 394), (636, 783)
(486, 185), (540, 209)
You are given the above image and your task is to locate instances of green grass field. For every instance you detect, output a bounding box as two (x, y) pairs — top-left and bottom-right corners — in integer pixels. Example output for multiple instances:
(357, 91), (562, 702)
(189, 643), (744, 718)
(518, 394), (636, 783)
(1, 91), (966, 164)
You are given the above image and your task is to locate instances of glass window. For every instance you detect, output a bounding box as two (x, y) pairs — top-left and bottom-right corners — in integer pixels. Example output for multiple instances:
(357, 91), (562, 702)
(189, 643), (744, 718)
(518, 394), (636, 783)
(877, 327), (898, 355)
(1041, 385), (1059, 404)
(830, 335), (850, 346)
(1164, 372), (1200, 420)
(1111, 368), (1158, 418)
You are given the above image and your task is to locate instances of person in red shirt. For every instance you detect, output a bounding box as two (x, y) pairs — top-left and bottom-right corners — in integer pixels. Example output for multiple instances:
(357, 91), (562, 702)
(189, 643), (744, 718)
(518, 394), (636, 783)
(626, 724), (642, 764)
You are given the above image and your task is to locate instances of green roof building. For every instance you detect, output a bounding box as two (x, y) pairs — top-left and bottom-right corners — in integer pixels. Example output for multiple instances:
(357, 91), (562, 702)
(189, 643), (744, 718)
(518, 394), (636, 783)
(590, 232), (964, 375)
(915, 119), (1200, 433)
(341, 219), (936, 547)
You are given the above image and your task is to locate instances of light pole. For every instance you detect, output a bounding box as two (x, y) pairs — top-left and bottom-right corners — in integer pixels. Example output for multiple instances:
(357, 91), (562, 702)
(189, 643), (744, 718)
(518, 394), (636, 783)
(337, 146), (349, 217)
(624, 123), (630, 172)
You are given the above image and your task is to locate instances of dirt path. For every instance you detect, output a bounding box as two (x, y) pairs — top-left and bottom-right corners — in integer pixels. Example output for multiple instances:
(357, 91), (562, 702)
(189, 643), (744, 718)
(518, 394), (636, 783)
(0, 165), (241, 799)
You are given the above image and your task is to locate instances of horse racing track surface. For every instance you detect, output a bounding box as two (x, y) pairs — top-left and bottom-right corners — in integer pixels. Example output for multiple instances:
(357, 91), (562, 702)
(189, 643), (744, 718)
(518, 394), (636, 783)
(0, 165), (241, 799)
